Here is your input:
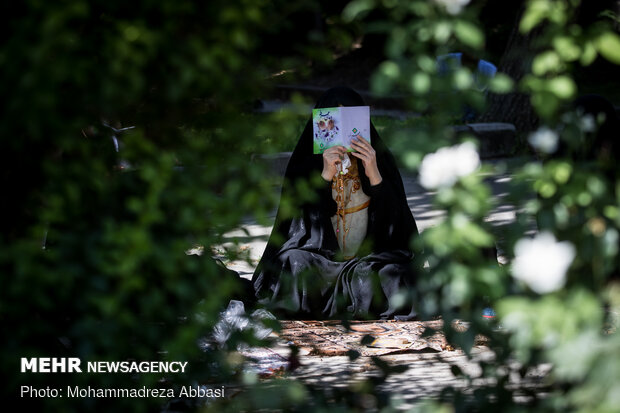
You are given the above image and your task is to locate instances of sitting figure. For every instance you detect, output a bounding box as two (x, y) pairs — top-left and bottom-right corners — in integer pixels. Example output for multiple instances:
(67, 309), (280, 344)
(437, 51), (497, 122)
(436, 52), (497, 92)
(251, 86), (421, 320)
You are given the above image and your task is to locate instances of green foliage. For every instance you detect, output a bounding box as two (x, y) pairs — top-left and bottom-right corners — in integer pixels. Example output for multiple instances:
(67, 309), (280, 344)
(343, 0), (620, 412)
(3, 0), (619, 411)
(1, 0), (352, 411)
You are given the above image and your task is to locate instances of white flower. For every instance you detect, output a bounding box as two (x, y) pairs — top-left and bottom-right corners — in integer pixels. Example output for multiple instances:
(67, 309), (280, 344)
(512, 232), (575, 294)
(434, 0), (471, 15)
(528, 127), (559, 154)
(419, 141), (480, 189)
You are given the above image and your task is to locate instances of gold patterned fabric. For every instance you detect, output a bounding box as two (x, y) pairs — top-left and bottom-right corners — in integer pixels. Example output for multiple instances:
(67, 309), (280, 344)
(331, 158), (370, 259)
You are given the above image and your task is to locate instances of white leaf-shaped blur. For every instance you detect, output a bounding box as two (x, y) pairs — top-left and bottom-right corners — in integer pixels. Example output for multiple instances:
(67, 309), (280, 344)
(434, 0), (471, 15)
(419, 141), (480, 189)
(512, 232), (576, 294)
(528, 126), (559, 154)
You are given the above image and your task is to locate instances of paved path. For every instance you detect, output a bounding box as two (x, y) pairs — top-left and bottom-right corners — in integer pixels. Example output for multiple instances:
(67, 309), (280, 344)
(234, 326), (549, 408)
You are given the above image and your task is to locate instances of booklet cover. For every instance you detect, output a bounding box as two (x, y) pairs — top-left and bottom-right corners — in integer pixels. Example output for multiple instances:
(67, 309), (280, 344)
(312, 106), (370, 154)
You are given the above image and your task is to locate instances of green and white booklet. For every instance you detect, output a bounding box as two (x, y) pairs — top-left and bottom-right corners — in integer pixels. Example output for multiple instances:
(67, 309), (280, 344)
(312, 106), (370, 154)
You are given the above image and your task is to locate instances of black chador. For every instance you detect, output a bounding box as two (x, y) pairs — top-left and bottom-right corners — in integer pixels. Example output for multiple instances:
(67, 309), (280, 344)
(252, 87), (421, 319)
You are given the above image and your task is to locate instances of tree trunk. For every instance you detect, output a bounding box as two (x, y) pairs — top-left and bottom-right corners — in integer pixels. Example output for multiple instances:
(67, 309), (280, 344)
(480, 7), (543, 133)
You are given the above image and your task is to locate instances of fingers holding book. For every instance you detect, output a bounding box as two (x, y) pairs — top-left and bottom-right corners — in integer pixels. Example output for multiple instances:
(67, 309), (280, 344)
(351, 137), (382, 186)
(321, 146), (347, 181)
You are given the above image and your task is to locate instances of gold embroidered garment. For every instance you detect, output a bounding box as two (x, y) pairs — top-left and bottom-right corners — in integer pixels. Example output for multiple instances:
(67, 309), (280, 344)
(331, 158), (370, 259)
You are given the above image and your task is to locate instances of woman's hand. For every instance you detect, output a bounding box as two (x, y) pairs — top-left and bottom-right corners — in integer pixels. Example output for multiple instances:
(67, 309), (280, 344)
(321, 146), (347, 182)
(351, 136), (382, 185)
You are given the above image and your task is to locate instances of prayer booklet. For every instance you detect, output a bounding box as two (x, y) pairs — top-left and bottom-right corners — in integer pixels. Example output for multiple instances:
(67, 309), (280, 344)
(312, 106), (370, 154)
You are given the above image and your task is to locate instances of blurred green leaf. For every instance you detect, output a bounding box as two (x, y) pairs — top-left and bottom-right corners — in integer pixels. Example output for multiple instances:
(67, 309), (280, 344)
(596, 31), (620, 64)
(411, 72), (431, 94)
(487, 73), (514, 94)
(371, 61), (400, 95)
(549, 329), (601, 380)
(532, 51), (563, 76)
(454, 20), (484, 49)
(580, 41), (598, 65)
(548, 76), (577, 99)
(433, 21), (452, 43)
(342, 0), (377, 22)
(553, 35), (581, 61)
(453, 68), (473, 90)
(520, 0), (551, 33)
(531, 91), (561, 119)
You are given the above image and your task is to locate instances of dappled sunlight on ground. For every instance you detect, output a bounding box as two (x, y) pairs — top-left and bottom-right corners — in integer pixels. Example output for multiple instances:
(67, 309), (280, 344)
(205, 161), (549, 407)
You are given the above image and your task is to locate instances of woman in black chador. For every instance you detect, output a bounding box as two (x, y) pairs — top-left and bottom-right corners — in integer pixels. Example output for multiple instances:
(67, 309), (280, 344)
(252, 87), (421, 320)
